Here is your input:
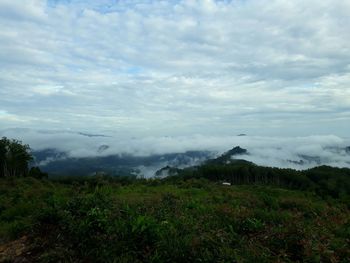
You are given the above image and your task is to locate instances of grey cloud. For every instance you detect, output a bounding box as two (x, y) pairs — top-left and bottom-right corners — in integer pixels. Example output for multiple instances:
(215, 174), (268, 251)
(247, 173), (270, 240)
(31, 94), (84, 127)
(0, 0), (349, 137)
(1, 128), (349, 171)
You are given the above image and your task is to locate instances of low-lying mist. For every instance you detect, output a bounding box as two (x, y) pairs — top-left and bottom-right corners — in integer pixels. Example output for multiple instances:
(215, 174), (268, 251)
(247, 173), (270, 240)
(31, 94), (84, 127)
(1, 129), (349, 174)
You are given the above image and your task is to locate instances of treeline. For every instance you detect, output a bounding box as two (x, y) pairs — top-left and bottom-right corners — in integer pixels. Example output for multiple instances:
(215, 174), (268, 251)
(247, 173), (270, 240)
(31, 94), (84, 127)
(172, 160), (350, 199)
(2, 137), (350, 200)
(0, 137), (47, 178)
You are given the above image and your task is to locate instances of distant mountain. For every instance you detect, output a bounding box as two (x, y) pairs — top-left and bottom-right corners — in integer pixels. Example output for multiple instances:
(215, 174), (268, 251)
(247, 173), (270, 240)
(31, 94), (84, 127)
(226, 146), (248, 155)
(207, 146), (248, 164)
(31, 143), (350, 177)
(155, 146), (252, 177)
(31, 148), (68, 165)
(297, 155), (321, 165)
(155, 166), (181, 178)
(32, 149), (214, 177)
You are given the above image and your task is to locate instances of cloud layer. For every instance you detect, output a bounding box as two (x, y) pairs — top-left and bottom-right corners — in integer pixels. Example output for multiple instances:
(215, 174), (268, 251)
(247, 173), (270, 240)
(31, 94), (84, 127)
(0, 0), (349, 136)
(1, 129), (349, 171)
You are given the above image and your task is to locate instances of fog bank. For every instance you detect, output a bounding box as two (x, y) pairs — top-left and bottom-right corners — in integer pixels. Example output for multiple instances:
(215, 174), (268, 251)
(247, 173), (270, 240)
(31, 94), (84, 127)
(1, 128), (349, 170)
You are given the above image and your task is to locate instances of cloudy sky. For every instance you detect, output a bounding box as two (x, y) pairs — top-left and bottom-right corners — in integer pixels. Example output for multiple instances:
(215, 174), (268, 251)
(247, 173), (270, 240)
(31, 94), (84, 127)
(1, 0), (350, 138)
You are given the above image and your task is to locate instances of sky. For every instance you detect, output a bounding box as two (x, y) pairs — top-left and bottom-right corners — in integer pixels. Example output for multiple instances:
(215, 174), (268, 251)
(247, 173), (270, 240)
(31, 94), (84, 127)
(1, 0), (350, 138)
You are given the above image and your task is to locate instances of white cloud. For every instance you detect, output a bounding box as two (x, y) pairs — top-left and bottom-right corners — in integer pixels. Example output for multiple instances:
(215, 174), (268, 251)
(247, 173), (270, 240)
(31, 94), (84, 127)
(1, 128), (349, 171)
(0, 0), (349, 137)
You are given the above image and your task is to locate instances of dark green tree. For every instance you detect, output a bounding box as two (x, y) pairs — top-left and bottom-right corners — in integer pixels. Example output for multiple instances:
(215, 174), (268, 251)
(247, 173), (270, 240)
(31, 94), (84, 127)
(28, 166), (48, 179)
(0, 137), (33, 177)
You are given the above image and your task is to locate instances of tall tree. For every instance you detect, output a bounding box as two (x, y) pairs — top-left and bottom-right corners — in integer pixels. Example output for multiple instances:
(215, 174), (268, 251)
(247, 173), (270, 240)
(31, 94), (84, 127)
(0, 137), (33, 177)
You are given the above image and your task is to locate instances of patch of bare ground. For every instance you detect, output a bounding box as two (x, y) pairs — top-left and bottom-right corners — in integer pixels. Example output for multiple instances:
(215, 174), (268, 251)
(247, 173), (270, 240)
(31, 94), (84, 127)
(0, 236), (31, 263)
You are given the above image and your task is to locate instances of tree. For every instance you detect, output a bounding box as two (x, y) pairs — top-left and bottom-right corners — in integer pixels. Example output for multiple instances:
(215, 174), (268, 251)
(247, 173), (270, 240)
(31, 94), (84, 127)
(0, 137), (33, 177)
(28, 166), (48, 179)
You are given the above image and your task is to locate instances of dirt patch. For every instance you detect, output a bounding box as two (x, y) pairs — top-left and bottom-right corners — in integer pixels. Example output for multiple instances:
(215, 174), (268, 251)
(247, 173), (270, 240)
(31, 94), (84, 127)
(0, 236), (30, 262)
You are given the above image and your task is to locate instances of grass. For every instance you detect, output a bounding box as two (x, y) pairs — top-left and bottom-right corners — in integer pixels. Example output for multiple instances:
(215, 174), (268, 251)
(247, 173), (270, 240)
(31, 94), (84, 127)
(0, 177), (349, 262)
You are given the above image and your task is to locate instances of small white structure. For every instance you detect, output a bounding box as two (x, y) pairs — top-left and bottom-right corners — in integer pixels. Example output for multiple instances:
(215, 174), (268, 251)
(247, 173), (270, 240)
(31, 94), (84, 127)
(222, 182), (231, 186)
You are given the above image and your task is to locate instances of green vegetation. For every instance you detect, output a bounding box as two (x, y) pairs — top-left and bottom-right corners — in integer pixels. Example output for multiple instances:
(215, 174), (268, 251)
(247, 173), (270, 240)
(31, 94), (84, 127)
(0, 176), (349, 262)
(0, 139), (349, 262)
(176, 161), (350, 202)
(0, 137), (47, 179)
(0, 137), (32, 177)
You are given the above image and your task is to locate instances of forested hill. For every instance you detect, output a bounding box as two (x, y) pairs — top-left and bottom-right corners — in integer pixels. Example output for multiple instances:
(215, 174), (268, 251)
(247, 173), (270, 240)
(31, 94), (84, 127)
(163, 148), (350, 201)
(2, 136), (350, 201)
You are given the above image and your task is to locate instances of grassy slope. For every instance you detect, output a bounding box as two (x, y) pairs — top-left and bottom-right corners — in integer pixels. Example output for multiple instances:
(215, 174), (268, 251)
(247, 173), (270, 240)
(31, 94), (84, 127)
(0, 177), (349, 262)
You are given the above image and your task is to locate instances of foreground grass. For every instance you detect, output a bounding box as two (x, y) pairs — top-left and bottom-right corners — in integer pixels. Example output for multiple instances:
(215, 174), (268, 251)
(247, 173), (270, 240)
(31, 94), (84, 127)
(0, 177), (349, 262)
